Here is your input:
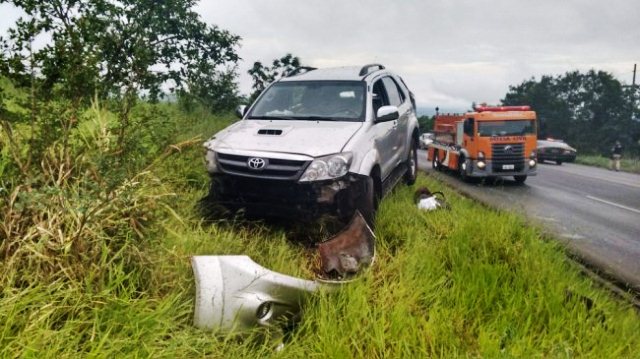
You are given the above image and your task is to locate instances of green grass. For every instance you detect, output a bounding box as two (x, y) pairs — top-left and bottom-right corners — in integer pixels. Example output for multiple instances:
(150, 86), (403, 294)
(2, 108), (640, 357)
(576, 154), (640, 173)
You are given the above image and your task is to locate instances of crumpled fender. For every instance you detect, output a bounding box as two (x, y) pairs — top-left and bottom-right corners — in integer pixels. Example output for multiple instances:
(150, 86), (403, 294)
(356, 148), (380, 176)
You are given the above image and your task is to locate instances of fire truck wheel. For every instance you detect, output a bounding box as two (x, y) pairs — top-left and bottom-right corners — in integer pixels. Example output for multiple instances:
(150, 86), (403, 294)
(458, 155), (469, 182)
(432, 150), (440, 171)
(514, 175), (527, 184)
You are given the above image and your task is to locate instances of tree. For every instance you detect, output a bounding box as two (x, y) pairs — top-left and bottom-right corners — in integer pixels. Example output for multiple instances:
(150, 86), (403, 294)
(417, 115), (434, 133)
(502, 70), (640, 155)
(1, 0), (242, 152)
(0, 1), (107, 101)
(95, 0), (241, 149)
(247, 53), (302, 103)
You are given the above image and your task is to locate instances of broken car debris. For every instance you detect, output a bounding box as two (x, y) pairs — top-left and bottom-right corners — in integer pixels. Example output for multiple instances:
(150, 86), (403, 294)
(317, 211), (375, 279)
(193, 255), (323, 331)
(415, 187), (449, 211)
(192, 211), (376, 331)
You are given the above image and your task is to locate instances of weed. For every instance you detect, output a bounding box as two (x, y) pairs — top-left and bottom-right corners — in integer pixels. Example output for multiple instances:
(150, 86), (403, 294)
(1, 101), (639, 357)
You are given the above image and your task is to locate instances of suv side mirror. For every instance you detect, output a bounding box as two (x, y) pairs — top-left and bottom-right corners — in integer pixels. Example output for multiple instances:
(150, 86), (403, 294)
(235, 105), (247, 119)
(375, 105), (399, 123)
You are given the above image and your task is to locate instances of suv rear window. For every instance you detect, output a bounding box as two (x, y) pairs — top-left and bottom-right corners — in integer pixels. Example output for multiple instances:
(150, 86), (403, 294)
(249, 81), (366, 122)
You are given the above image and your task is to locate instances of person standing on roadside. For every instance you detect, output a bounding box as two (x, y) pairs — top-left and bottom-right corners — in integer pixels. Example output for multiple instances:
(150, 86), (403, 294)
(610, 140), (623, 171)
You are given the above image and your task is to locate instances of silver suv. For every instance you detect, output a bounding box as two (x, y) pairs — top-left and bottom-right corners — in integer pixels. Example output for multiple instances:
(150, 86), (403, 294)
(203, 64), (420, 225)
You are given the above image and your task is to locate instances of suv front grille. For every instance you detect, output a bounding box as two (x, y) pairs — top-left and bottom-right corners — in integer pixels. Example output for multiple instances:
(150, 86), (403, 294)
(216, 152), (310, 180)
(491, 143), (524, 172)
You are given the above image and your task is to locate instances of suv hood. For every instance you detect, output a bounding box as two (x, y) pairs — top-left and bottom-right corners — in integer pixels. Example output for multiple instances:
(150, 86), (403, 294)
(210, 120), (363, 157)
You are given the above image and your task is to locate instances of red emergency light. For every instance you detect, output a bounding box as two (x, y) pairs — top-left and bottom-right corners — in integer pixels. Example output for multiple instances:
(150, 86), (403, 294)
(474, 105), (531, 112)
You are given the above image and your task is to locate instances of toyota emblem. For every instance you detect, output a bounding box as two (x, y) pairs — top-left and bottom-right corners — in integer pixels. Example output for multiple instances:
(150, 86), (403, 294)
(247, 157), (267, 170)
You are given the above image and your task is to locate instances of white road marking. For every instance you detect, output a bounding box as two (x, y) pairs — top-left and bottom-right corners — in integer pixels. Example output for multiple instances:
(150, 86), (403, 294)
(535, 216), (559, 222)
(560, 233), (585, 240)
(586, 195), (640, 215)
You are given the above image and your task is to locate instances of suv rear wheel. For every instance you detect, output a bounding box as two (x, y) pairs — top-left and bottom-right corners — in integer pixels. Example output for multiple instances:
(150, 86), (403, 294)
(403, 140), (418, 185)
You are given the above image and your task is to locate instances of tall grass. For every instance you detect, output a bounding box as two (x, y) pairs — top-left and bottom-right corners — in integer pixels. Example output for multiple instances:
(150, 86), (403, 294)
(576, 154), (640, 173)
(285, 182), (640, 357)
(1, 103), (640, 357)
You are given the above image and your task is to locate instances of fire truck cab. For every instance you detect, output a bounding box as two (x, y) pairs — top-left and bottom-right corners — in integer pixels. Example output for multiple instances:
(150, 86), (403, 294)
(427, 106), (538, 183)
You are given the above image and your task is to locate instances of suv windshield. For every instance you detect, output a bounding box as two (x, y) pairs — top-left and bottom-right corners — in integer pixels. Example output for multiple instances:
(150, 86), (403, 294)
(248, 81), (366, 122)
(477, 120), (536, 137)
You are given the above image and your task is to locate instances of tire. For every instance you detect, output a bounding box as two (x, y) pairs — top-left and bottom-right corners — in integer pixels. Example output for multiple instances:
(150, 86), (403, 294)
(199, 179), (231, 219)
(458, 155), (469, 182)
(404, 140), (418, 185)
(359, 171), (381, 228)
(432, 150), (440, 171)
(514, 175), (527, 184)
(556, 160), (562, 165)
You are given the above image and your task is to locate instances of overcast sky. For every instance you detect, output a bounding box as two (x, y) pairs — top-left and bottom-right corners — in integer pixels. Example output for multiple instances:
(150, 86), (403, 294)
(2, 1), (638, 112)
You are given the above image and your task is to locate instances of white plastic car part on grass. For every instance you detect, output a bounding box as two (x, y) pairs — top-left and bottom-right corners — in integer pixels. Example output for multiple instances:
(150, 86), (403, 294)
(192, 255), (324, 331)
(192, 212), (376, 332)
(415, 187), (449, 211)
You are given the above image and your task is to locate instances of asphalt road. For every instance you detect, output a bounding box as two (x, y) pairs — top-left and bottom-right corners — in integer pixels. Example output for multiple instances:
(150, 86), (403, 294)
(417, 150), (640, 291)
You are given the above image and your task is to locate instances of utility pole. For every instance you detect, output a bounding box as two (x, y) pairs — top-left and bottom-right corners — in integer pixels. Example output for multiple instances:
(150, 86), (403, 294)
(632, 64), (637, 121)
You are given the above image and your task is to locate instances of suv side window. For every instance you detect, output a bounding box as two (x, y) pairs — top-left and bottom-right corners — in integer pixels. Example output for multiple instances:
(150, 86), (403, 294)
(382, 77), (402, 107)
(395, 81), (406, 103)
(372, 79), (390, 115)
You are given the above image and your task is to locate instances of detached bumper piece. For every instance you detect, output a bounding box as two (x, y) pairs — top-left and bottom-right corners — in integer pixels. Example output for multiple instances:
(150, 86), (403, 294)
(192, 211), (376, 332)
(192, 255), (323, 331)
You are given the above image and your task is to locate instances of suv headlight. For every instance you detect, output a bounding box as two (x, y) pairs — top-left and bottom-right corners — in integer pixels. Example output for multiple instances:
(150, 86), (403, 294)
(299, 153), (353, 182)
(205, 149), (219, 173)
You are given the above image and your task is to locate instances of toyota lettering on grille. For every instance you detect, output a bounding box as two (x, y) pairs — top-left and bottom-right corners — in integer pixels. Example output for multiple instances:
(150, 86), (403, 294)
(247, 157), (267, 170)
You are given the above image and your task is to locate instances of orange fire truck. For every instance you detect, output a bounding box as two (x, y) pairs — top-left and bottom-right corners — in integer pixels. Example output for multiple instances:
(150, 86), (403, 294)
(427, 106), (538, 183)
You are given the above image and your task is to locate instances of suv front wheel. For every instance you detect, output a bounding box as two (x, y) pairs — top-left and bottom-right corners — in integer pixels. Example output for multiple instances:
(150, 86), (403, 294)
(356, 173), (380, 229)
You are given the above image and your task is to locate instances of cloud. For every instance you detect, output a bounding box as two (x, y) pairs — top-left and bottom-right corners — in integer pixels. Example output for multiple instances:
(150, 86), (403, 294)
(2, 1), (638, 110)
(196, 0), (640, 109)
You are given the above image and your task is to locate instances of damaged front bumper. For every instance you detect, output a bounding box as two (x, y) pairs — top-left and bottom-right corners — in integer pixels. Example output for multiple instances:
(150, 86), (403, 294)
(206, 173), (370, 221)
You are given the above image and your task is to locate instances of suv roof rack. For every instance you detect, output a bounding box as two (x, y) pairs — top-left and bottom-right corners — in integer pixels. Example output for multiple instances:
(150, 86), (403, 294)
(286, 66), (317, 77)
(359, 63), (385, 77)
